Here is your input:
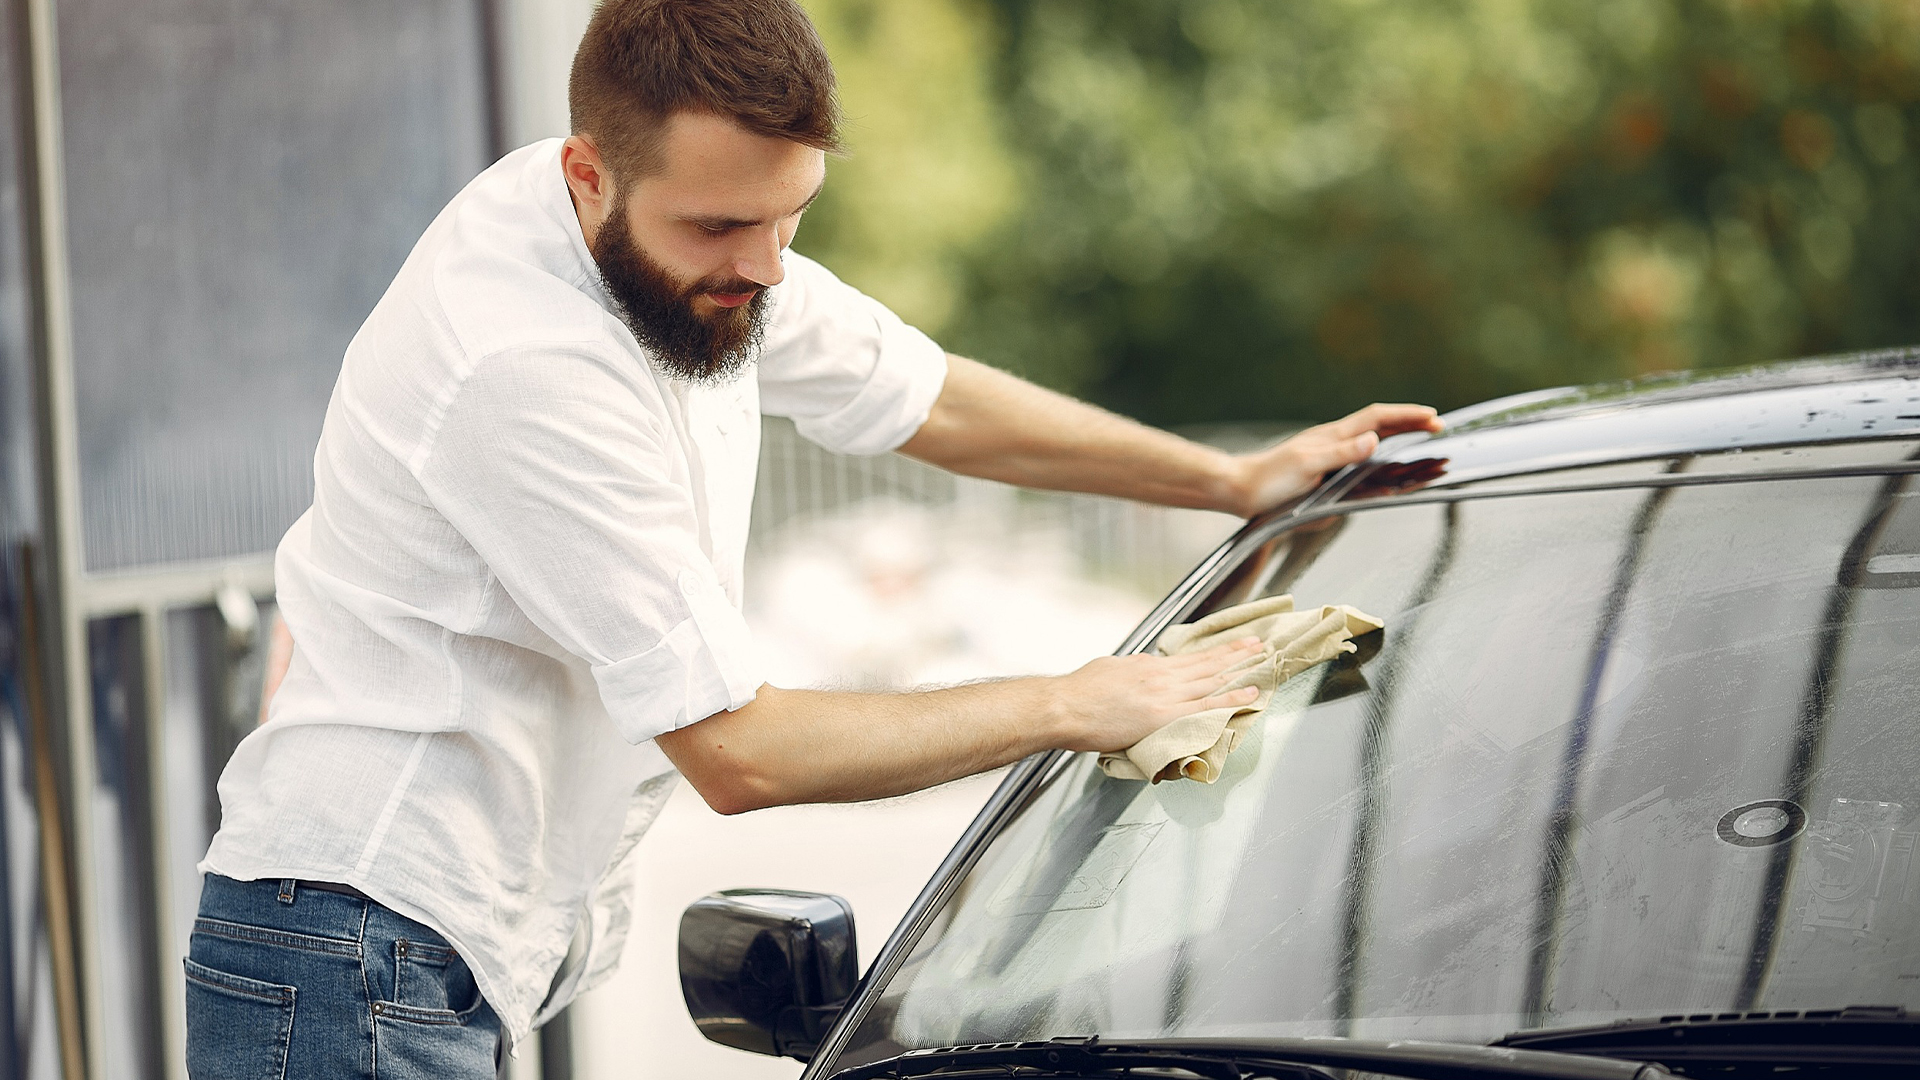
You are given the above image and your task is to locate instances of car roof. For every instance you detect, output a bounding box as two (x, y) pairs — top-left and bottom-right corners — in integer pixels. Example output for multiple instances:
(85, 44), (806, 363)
(1321, 347), (1920, 503)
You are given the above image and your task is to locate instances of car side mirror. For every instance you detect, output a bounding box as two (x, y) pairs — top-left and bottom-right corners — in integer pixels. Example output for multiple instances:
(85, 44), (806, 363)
(678, 889), (857, 1061)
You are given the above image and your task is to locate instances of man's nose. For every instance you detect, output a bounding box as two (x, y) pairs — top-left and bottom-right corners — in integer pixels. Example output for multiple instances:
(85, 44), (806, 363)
(734, 226), (785, 288)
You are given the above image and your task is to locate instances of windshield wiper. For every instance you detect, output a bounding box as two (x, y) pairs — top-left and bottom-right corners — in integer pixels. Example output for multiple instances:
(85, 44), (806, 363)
(833, 1035), (1675, 1080)
(1497, 1005), (1919, 1066)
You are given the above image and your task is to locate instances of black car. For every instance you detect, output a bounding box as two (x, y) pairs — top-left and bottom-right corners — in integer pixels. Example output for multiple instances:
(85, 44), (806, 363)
(678, 351), (1920, 1079)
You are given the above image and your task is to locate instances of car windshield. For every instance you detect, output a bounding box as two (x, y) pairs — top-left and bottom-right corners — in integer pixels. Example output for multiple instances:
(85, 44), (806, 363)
(835, 452), (1920, 1069)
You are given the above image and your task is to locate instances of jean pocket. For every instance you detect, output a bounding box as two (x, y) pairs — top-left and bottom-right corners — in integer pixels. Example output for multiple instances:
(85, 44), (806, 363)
(372, 997), (500, 1080)
(372, 948), (499, 1080)
(387, 938), (482, 1019)
(184, 958), (294, 1080)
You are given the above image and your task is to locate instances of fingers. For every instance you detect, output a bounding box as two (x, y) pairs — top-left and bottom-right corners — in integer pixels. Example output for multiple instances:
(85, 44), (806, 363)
(1167, 664), (1259, 699)
(1169, 659), (1248, 690)
(1162, 640), (1262, 682)
(1164, 637), (1264, 697)
(1165, 636), (1262, 668)
(1345, 430), (1379, 463)
(1196, 685), (1261, 712)
(1293, 429), (1378, 475)
(1280, 402), (1439, 478)
(1327, 402), (1443, 440)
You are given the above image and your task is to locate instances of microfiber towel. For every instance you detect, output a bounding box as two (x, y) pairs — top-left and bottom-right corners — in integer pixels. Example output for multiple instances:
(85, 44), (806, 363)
(1098, 595), (1383, 784)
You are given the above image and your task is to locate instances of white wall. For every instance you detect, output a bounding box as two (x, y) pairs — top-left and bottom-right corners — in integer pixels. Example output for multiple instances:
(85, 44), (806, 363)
(498, 0), (597, 148)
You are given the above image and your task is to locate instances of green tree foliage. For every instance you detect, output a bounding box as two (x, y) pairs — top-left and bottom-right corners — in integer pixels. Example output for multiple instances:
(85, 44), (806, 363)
(794, 0), (1019, 336)
(802, 0), (1920, 424)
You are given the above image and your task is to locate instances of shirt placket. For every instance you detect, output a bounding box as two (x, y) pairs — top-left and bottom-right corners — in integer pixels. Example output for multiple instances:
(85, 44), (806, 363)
(666, 381), (718, 568)
(682, 384), (754, 606)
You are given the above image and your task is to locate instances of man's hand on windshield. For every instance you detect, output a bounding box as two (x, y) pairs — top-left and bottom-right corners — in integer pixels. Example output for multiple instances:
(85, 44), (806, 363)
(1052, 638), (1264, 752)
(656, 636), (1267, 815)
(1228, 403), (1443, 518)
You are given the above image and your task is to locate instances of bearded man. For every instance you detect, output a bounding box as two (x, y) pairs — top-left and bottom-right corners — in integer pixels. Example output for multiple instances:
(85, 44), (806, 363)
(185, 1), (1440, 1076)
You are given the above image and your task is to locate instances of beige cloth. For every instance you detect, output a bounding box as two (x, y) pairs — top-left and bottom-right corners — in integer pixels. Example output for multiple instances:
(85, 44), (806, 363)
(1098, 595), (1383, 784)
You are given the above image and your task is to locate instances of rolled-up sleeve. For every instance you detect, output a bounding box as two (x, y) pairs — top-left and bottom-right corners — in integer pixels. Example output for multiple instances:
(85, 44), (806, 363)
(419, 346), (761, 744)
(757, 251), (948, 456)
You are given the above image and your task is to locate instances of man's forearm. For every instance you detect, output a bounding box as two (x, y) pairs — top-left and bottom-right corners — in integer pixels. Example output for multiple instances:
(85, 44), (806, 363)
(899, 355), (1248, 513)
(655, 681), (1065, 814)
(899, 355), (1442, 518)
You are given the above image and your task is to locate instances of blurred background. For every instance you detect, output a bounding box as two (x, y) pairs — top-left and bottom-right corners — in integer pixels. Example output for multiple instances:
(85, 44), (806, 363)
(0, 1), (1915, 1078)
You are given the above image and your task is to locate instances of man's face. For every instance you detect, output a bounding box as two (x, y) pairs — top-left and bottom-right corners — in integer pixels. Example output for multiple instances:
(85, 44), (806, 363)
(582, 112), (826, 383)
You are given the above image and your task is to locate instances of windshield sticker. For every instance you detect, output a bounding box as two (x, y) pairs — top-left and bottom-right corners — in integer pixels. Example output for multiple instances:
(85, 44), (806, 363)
(1801, 798), (1909, 933)
(988, 822), (1164, 917)
(1716, 799), (1807, 848)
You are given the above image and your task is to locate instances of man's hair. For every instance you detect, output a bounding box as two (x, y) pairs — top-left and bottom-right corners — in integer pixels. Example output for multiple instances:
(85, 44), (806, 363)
(569, 0), (842, 180)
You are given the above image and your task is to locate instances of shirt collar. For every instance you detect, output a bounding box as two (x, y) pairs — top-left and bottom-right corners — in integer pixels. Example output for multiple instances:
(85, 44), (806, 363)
(527, 137), (605, 297)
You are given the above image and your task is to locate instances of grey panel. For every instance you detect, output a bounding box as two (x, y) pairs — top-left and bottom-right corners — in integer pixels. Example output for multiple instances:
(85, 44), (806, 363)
(57, 0), (494, 570)
(84, 615), (162, 1080)
(0, 556), (60, 1080)
(0, 13), (61, 1080)
(157, 599), (268, 982)
(0, 0), (36, 545)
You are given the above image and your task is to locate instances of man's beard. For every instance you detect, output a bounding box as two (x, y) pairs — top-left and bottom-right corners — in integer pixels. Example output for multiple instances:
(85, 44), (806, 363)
(589, 210), (768, 385)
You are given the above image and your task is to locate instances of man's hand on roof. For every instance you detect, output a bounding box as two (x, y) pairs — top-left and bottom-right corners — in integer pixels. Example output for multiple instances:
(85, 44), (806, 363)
(1226, 403), (1444, 518)
(899, 356), (1441, 521)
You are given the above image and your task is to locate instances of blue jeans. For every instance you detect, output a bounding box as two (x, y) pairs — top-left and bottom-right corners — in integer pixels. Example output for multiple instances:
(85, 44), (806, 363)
(185, 874), (502, 1079)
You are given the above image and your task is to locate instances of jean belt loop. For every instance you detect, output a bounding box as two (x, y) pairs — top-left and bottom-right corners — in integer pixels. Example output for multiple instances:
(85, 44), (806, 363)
(277, 878), (297, 904)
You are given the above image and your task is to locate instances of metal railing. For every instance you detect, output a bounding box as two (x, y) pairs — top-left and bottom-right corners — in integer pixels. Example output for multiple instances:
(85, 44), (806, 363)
(751, 416), (1250, 598)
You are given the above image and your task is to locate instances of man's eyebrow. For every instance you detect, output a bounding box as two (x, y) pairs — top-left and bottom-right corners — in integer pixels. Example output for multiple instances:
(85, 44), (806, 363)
(682, 177), (826, 230)
(793, 176), (827, 215)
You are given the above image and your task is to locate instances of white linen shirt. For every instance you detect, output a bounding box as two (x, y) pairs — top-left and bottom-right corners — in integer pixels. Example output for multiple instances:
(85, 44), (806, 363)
(200, 138), (947, 1044)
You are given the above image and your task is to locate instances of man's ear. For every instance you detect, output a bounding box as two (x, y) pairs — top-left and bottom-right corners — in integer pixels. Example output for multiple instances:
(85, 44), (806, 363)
(560, 135), (617, 241)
